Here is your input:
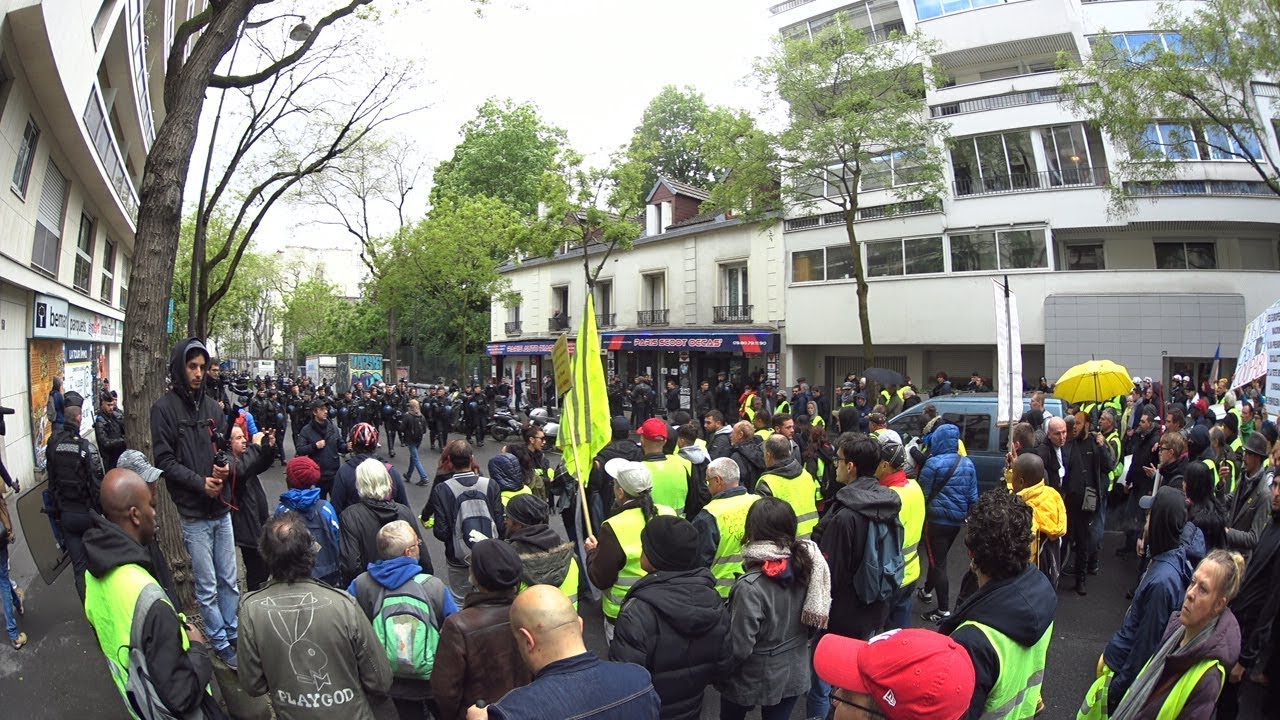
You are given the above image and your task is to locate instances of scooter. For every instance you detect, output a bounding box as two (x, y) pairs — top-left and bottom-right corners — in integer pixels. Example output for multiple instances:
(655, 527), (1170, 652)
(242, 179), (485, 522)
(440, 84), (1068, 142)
(529, 407), (560, 444)
(489, 408), (524, 442)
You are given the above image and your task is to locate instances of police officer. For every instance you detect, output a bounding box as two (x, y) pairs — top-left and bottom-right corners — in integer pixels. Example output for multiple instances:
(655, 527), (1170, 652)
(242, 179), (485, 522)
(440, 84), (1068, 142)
(382, 386), (402, 458)
(464, 385), (488, 448)
(93, 391), (127, 471)
(46, 391), (105, 601)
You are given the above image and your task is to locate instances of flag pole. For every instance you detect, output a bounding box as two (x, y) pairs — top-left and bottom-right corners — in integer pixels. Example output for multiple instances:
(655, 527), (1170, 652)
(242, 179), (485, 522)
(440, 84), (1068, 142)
(577, 318), (595, 539)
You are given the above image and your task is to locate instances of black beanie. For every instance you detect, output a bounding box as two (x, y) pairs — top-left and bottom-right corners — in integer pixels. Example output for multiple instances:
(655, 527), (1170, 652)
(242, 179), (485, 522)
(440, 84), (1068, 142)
(640, 515), (700, 572)
(507, 494), (550, 527)
(469, 539), (522, 590)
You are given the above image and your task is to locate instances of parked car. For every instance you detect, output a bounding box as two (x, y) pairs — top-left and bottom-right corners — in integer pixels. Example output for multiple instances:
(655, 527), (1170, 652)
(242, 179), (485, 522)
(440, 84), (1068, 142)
(888, 393), (1066, 493)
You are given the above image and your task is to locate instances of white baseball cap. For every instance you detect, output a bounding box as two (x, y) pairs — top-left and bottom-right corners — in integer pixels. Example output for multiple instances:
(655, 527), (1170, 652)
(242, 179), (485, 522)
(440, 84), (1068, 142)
(604, 458), (653, 496)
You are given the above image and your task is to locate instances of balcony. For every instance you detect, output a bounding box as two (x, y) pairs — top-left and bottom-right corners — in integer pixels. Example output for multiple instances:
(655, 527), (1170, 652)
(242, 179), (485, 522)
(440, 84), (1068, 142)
(953, 166), (1109, 197)
(866, 19), (906, 44)
(548, 315), (570, 333)
(931, 86), (1068, 118)
(638, 309), (669, 327)
(596, 313), (616, 329)
(83, 87), (140, 223)
(504, 321), (522, 336)
(714, 305), (754, 324)
(769, 0), (816, 14)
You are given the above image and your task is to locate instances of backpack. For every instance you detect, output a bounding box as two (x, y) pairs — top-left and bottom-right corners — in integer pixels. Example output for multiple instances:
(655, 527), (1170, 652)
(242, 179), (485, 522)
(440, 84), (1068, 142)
(359, 573), (444, 681)
(445, 475), (496, 563)
(852, 513), (905, 605)
(1037, 535), (1062, 590)
(123, 583), (208, 720)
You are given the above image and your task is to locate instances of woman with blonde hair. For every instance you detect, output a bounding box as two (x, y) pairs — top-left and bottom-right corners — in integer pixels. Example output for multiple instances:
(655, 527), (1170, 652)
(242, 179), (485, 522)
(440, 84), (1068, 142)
(339, 458), (431, 585)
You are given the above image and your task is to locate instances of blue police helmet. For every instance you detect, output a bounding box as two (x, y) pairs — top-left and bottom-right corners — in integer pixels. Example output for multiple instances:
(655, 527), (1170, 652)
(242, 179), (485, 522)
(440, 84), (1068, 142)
(383, 404), (393, 415)
(338, 406), (349, 417)
(276, 413), (286, 424)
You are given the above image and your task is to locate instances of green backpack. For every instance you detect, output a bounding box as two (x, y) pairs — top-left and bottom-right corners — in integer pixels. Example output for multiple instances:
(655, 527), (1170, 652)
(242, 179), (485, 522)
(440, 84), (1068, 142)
(363, 573), (444, 681)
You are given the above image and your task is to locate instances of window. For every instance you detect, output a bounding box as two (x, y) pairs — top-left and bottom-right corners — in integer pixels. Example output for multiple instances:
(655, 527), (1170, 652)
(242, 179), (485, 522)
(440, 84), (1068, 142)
(867, 240), (904, 277)
(792, 249), (826, 282)
(1141, 122), (1199, 160)
(1155, 241), (1216, 269)
(31, 160), (68, 275)
(1092, 32), (1182, 62)
(506, 303), (521, 323)
(74, 213), (95, 292)
(551, 285), (569, 315)
(1204, 124), (1261, 161)
(1040, 125), (1099, 186)
(826, 244), (854, 280)
(950, 228), (1048, 272)
(914, 0), (1001, 21)
(101, 237), (116, 303)
(951, 130), (1039, 195)
(12, 118), (39, 196)
(594, 279), (613, 317)
(860, 149), (925, 191)
(1064, 243), (1106, 270)
(119, 254), (130, 308)
(723, 264), (749, 307)
(642, 272), (666, 310)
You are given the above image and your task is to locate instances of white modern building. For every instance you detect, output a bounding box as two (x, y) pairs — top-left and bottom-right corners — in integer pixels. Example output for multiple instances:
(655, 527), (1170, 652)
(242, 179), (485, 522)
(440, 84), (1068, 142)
(489, 178), (786, 404)
(769, 0), (1280, 392)
(0, 0), (201, 480)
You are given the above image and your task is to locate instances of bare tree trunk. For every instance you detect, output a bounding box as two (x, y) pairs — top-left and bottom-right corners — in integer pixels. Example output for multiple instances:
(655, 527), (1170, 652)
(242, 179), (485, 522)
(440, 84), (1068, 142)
(844, 210), (875, 368)
(388, 306), (398, 381)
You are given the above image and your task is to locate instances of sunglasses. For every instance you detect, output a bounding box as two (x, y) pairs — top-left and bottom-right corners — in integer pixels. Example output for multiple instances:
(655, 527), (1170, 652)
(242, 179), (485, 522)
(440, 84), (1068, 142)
(830, 693), (886, 717)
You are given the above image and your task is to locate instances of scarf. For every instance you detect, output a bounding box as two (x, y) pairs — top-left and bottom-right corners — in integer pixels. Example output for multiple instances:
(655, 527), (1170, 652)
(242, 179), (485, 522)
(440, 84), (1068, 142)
(742, 539), (831, 629)
(1111, 616), (1218, 720)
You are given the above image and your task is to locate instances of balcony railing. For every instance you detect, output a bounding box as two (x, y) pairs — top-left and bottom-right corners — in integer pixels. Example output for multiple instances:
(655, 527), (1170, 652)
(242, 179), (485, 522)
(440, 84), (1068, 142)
(504, 321), (522, 336)
(769, 0), (816, 14)
(548, 315), (570, 332)
(638, 309), (669, 327)
(596, 313), (616, 329)
(953, 166), (1108, 197)
(931, 87), (1068, 118)
(83, 87), (140, 223)
(866, 19), (906, 44)
(714, 305), (754, 324)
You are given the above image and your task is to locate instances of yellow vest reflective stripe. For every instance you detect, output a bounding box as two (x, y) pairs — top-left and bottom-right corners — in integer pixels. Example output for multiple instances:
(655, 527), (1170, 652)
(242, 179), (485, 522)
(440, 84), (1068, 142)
(601, 504), (676, 619)
(704, 492), (762, 598)
(1077, 663), (1114, 720)
(1106, 432), (1123, 487)
(501, 486), (533, 507)
(814, 416), (826, 428)
(959, 620), (1052, 720)
(743, 404), (756, 421)
(888, 479), (925, 586)
(757, 469), (820, 540)
(85, 563), (203, 718)
(644, 455), (691, 515)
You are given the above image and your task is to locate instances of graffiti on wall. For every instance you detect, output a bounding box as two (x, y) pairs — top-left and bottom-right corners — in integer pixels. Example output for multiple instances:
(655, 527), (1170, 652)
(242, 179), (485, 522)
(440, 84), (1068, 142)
(29, 340), (65, 471)
(349, 354), (382, 389)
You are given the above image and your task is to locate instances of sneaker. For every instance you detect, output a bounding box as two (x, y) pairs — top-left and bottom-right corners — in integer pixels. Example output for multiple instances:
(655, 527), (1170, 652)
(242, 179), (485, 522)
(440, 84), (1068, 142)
(415, 480), (429, 487)
(12, 632), (27, 649)
(217, 646), (238, 671)
(14, 587), (24, 616)
(916, 587), (934, 604)
(922, 609), (951, 625)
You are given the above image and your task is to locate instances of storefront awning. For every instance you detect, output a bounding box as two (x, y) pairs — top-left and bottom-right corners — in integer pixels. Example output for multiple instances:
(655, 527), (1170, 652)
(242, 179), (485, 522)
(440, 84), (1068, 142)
(602, 330), (778, 354)
(487, 339), (574, 356)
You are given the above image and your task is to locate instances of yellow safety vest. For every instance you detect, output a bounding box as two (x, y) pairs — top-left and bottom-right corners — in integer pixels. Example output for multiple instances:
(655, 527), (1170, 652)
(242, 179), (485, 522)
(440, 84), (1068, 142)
(757, 468), (820, 539)
(600, 504), (676, 619)
(888, 479), (925, 586)
(644, 455), (691, 515)
(518, 555), (580, 610)
(755, 428), (772, 442)
(501, 486), (533, 507)
(704, 491), (762, 598)
(959, 620), (1052, 720)
(776, 401), (791, 416)
(1078, 656), (1223, 720)
(1106, 432), (1124, 489)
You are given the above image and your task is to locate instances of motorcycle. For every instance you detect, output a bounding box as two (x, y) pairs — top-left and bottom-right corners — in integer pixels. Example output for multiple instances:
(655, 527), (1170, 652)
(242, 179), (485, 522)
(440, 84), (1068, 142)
(489, 408), (524, 442)
(529, 407), (560, 445)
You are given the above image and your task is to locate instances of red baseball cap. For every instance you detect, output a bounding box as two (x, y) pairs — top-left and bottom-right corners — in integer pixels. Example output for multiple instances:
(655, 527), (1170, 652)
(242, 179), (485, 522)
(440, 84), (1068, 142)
(815, 629), (975, 720)
(638, 417), (669, 441)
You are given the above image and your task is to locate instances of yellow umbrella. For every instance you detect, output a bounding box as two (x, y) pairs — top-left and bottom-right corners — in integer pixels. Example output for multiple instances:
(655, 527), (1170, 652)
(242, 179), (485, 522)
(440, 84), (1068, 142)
(1054, 360), (1133, 405)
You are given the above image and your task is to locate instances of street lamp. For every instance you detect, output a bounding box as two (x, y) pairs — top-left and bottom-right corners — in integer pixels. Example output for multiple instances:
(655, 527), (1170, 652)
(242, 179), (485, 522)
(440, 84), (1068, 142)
(244, 13), (313, 42)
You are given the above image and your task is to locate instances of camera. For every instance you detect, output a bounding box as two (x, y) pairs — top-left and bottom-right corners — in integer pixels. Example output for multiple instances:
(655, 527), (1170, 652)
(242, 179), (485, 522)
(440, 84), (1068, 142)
(213, 451), (230, 469)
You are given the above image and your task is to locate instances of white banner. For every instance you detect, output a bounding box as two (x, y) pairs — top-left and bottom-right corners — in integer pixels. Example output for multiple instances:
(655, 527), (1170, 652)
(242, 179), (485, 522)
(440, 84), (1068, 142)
(993, 279), (1023, 426)
(1233, 298), (1280, 419)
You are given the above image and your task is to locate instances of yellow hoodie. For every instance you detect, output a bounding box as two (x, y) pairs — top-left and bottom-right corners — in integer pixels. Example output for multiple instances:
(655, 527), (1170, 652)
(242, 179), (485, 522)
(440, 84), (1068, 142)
(1017, 481), (1067, 561)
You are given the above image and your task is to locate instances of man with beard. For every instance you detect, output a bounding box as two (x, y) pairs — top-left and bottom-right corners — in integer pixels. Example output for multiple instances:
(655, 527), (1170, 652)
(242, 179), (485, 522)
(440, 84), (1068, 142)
(296, 399), (348, 500)
(1062, 410), (1113, 595)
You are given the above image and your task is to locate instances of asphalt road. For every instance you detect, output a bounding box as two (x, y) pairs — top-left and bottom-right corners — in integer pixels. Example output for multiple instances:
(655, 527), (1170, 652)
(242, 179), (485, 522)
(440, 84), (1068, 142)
(0, 432), (1270, 718)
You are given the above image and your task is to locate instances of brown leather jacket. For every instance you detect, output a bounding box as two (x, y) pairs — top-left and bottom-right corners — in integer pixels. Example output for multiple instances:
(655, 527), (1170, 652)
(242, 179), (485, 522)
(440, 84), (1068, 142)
(430, 589), (532, 720)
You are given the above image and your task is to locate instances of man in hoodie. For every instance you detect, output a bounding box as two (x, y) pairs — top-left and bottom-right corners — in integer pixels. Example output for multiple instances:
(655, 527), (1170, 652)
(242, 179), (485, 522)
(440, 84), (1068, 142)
(429, 441), (505, 604)
(239, 512), (393, 720)
(331, 422), (409, 516)
(638, 418), (694, 516)
(588, 416), (642, 530)
(940, 490), (1056, 720)
(703, 411), (734, 460)
(1010, 454), (1066, 573)
(150, 338), (240, 668)
(728, 421), (767, 493)
(756, 434), (821, 540)
(610, 515), (729, 720)
(874, 430), (926, 631)
(349, 521), (458, 720)
(83, 469), (225, 720)
(277, 456), (343, 585)
(295, 398), (348, 499)
(692, 457), (761, 599)
(675, 423), (711, 518)
(504, 494), (579, 606)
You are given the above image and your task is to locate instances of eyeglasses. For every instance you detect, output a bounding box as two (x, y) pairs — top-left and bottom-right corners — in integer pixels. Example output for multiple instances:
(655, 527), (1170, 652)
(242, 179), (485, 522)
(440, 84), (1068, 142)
(831, 693), (886, 717)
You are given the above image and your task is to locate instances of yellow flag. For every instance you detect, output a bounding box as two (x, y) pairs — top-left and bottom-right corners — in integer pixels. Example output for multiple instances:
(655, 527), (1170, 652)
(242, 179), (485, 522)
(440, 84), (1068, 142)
(558, 293), (610, 481)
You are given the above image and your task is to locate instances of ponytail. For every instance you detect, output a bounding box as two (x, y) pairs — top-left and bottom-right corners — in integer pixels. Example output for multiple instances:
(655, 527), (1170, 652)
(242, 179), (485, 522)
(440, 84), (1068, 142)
(1203, 548), (1246, 602)
(788, 539), (813, 586)
(636, 489), (658, 522)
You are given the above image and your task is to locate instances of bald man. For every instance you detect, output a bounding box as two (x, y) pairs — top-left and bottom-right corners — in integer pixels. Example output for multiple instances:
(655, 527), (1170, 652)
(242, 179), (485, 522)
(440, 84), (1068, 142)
(82, 469), (223, 719)
(466, 585), (659, 720)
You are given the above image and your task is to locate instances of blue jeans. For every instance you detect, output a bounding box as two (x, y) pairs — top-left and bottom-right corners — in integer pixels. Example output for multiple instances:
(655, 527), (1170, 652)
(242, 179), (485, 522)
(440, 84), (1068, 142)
(405, 445), (428, 482)
(805, 633), (831, 718)
(0, 543), (20, 641)
(886, 581), (917, 631)
(181, 514), (239, 651)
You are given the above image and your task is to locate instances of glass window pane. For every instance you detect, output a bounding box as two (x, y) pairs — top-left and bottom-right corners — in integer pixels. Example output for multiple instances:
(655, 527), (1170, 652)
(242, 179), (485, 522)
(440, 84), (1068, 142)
(826, 166), (850, 197)
(950, 140), (979, 196)
(826, 243), (855, 280)
(1154, 243), (1187, 269)
(1126, 33), (1160, 62)
(1003, 131), (1038, 189)
(940, 0), (972, 15)
(793, 168), (825, 198)
(1160, 122), (1198, 160)
(998, 229), (1047, 269)
(1186, 243), (1216, 269)
(893, 148), (925, 185)
(861, 155), (891, 191)
(792, 249), (826, 282)
(1065, 244), (1105, 270)
(904, 236), (945, 274)
(915, 0), (944, 20)
(1043, 125), (1091, 185)
(976, 134), (1010, 192)
(1160, 33), (1183, 54)
(867, 240), (904, 277)
(950, 232), (997, 272)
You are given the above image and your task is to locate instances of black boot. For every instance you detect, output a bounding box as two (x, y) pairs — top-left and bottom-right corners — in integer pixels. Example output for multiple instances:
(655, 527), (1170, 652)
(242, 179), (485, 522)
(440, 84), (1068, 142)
(1075, 574), (1087, 596)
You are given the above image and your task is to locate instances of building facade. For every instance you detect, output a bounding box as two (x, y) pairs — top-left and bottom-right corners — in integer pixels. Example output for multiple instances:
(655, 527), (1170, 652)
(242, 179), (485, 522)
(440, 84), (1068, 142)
(0, 0), (199, 478)
(489, 178), (786, 407)
(769, 0), (1280, 392)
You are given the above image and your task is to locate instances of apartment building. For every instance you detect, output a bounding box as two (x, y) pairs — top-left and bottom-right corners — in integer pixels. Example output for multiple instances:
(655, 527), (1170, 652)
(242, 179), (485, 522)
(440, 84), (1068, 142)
(769, 0), (1279, 392)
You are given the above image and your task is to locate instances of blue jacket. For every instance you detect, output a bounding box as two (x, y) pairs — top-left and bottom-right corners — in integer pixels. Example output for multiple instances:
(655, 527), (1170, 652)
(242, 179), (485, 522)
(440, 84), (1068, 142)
(346, 556), (459, 617)
(277, 487), (342, 581)
(488, 651), (660, 720)
(1102, 539), (1202, 703)
(918, 424), (978, 526)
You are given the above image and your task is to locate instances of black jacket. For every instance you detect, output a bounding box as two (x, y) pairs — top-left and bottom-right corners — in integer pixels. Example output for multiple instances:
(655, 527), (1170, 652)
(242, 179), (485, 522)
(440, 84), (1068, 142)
(229, 444), (274, 548)
(46, 426), (104, 513)
(941, 565), (1057, 719)
(339, 497), (431, 585)
(1232, 512), (1280, 670)
(609, 568), (730, 720)
(730, 437), (767, 493)
(590, 439), (643, 521)
(93, 410), (127, 470)
(1032, 438), (1065, 492)
(82, 514), (225, 719)
(151, 339), (231, 520)
(400, 412), (426, 444)
(331, 453), (409, 517)
(1062, 436), (1112, 511)
(812, 477), (902, 640)
(296, 417), (346, 481)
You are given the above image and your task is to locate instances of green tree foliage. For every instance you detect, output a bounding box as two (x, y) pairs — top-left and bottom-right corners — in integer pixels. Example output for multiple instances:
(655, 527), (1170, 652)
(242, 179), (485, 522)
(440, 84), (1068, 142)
(622, 85), (733, 202)
(1063, 0), (1280, 207)
(429, 98), (569, 216)
(280, 275), (387, 361)
(704, 16), (947, 365)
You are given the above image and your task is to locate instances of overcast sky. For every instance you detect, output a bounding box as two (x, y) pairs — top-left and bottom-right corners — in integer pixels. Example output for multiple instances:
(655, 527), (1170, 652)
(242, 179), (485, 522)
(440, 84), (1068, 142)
(242, 0), (775, 253)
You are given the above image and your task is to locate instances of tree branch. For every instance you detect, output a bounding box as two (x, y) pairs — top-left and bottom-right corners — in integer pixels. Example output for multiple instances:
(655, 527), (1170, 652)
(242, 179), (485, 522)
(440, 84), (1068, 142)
(209, 0), (373, 89)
